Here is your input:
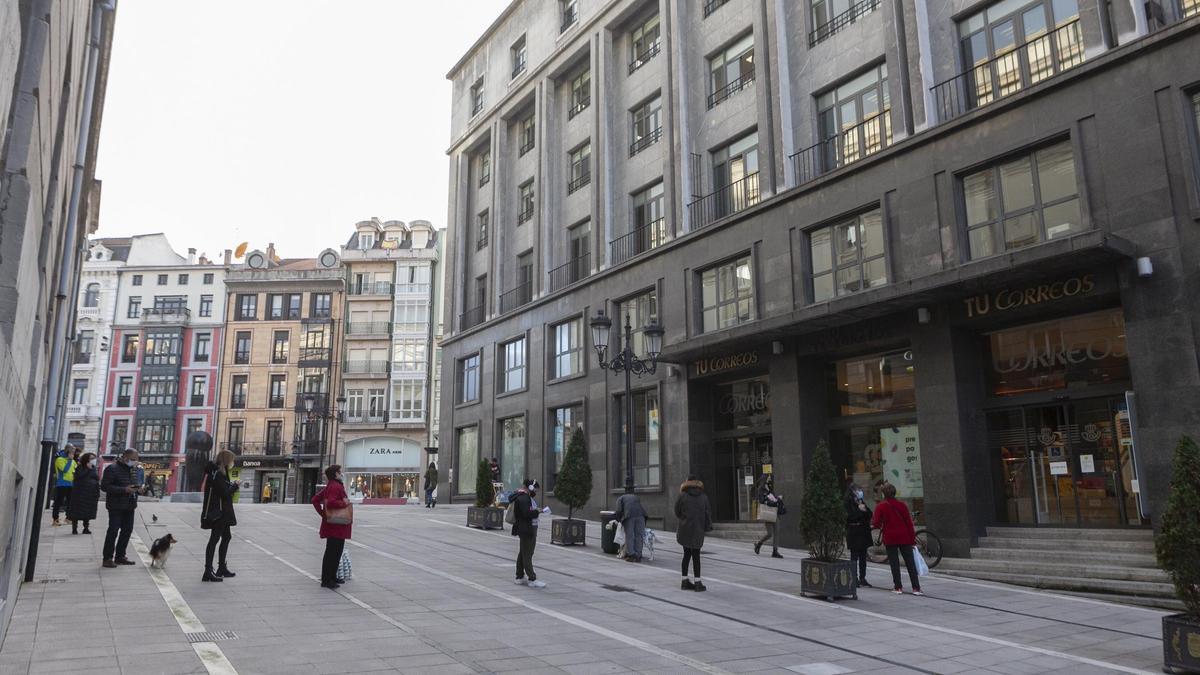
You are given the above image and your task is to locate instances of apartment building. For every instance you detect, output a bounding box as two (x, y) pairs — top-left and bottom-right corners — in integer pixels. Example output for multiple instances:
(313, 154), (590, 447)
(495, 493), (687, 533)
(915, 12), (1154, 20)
(339, 219), (443, 501)
(99, 234), (227, 495)
(439, 0), (1200, 561)
(215, 249), (344, 504)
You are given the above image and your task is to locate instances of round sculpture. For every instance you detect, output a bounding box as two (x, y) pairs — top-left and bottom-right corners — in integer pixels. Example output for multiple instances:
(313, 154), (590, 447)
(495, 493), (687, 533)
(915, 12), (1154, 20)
(184, 430), (214, 492)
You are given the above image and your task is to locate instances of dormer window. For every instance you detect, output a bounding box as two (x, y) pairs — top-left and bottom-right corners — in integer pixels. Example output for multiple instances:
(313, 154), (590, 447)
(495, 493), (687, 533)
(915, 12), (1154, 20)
(360, 233), (375, 250)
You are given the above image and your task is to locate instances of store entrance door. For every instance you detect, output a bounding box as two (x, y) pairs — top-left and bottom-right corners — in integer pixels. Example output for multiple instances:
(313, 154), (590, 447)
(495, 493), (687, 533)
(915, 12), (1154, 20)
(713, 435), (773, 521)
(262, 473), (284, 504)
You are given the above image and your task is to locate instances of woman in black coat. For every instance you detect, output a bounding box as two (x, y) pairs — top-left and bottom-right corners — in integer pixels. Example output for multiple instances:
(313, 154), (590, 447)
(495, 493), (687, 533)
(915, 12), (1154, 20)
(66, 453), (99, 535)
(201, 450), (239, 582)
(845, 482), (873, 587)
(674, 476), (712, 592)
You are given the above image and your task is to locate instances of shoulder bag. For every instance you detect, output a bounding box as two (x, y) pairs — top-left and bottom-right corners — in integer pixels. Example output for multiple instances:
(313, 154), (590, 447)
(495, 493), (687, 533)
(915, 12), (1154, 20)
(758, 504), (778, 523)
(325, 497), (353, 526)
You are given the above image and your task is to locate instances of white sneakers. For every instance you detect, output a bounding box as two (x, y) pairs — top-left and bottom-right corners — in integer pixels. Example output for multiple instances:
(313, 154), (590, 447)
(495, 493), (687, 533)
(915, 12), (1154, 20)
(528, 580), (546, 589)
(514, 578), (528, 585)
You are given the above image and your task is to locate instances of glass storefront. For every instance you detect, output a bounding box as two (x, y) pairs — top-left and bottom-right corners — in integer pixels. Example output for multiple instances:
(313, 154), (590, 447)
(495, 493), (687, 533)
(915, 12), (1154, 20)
(347, 472), (420, 499)
(710, 376), (772, 521)
(498, 416), (526, 492)
(548, 405), (582, 492)
(456, 426), (478, 494)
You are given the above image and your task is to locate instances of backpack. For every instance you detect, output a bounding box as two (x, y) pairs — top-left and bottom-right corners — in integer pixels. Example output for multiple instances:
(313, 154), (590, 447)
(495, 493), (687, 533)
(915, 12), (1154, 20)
(504, 500), (516, 525)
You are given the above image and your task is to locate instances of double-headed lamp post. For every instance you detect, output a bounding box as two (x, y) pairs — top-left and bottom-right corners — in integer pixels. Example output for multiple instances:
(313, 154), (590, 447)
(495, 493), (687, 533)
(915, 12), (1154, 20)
(589, 310), (665, 495)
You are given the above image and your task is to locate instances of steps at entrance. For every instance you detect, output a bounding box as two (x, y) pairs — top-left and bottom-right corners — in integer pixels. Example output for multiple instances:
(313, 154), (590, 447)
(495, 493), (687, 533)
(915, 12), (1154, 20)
(707, 522), (769, 543)
(939, 527), (1177, 609)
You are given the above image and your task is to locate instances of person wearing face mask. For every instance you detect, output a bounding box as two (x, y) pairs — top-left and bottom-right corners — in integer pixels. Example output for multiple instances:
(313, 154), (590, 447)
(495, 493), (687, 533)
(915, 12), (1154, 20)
(67, 453), (99, 535)
(845, 481), (873, 588)
(100, 449), (141, 568)
(201, 450), (239, 582)
(312, 465), (352, 589)
(511, 478), (550, 588)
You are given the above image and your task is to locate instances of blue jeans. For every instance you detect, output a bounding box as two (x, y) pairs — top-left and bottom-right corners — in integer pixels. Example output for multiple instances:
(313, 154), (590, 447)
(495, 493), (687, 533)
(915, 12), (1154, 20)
(623, 517), (645, 558)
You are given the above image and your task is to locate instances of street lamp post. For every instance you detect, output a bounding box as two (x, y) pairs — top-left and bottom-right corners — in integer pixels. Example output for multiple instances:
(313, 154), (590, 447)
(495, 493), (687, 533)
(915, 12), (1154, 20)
(589, 310), (664, 494)
(298, 393), (346, 491)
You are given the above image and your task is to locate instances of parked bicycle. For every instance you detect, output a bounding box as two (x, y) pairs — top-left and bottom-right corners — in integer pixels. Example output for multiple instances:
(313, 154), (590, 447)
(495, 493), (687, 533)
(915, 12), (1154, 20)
(867, 510), (943, 568)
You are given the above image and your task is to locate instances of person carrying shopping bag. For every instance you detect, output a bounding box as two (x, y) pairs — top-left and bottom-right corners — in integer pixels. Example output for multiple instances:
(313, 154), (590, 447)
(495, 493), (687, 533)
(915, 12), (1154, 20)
(753, 474), (784, 558)
(312, 465), (352, 589)
(871, 483), (923, 595)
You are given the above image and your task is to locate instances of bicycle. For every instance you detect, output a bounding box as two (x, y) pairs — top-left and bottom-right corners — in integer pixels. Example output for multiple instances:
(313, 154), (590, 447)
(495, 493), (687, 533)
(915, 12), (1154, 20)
(867, 511), (943, 569)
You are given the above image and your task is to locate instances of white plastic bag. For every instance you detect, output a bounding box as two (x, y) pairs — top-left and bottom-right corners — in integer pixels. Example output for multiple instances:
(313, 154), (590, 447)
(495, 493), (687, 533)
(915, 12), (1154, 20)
(613, 524), (626, 545)
(913, 547), (929, 577)
(338, 550), (353, 580)
(643, 530), (655, 561)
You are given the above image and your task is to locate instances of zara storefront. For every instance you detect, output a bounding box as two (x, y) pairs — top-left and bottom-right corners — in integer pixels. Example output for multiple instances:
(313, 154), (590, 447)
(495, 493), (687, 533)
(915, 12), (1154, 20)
(343, 436), (424, 501)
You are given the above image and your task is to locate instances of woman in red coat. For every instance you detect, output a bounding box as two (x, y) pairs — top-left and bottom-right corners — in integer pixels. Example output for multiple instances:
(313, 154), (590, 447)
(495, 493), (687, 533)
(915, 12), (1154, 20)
(311, 465), (352, 589)
(871, 483), (923, 595)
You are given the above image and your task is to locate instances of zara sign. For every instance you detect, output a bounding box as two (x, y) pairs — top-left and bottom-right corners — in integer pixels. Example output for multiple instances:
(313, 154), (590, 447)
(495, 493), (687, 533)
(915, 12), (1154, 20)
(345, 437), (422, 470)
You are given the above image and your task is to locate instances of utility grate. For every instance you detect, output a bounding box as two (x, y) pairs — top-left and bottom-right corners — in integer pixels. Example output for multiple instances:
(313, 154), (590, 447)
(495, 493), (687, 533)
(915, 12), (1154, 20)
(601, 584), (634, 593)
(185, 630), (238, 643)
(37, 577), (68, 584)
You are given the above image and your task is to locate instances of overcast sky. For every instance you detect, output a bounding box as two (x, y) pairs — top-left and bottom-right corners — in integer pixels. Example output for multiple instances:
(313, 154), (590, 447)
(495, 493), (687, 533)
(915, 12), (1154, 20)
(95, 0), (509, 261)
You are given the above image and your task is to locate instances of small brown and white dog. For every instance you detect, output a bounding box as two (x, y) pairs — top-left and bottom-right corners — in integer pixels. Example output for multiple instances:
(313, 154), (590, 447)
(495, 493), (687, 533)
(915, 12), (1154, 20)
(148, 534), (178, 569)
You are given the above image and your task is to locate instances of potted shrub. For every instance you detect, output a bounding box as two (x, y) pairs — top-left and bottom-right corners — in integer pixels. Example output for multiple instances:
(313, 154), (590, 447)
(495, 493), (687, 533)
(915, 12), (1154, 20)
(467, 457), (503, 530)
(1156, 435), (1200, 673)
(799, 440), (857, 601)
(551, 427), (592, 546)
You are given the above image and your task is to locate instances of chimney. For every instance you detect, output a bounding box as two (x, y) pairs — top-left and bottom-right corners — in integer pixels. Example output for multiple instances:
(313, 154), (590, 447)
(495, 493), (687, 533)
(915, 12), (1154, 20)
(187, 247), (197, 264)
(198, 253), (210, 265)
(266, 242), (277, 262)
(223, 249), (232, 265)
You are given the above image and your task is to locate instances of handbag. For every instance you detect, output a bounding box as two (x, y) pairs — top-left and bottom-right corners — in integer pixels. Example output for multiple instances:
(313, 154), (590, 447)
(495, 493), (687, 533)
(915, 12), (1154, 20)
(325, 500), (353, 526)
(201, 473), (223, 525)
(913, 547), (929, 576)
(759, 504), (778, 523)
(337, 550), (353, 580)
(504, 501), (516, 525)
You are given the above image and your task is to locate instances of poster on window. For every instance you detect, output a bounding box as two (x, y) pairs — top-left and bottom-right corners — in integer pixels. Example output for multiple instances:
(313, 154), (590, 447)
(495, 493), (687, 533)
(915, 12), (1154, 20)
(880, 425), (922, 498)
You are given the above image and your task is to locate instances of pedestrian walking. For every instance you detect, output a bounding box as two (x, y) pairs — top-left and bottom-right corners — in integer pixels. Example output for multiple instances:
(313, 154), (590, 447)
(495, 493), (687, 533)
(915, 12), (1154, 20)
(612, 491), (647, 562)
(312, 465), (352, 589)
(66, 453), (99, 535)
(674, 476), (712, 591)
(845, 481), (873, 587)
(512, 479), (549, 588)
(752, 474), (784, 558)
(261, 481), (272, 504)
(100, 449), (140, 568)
(871, 483), (922, 595)
(201, 450), (239, 582)
(424, 461), (438, 508)
(51, 445), (77, 526)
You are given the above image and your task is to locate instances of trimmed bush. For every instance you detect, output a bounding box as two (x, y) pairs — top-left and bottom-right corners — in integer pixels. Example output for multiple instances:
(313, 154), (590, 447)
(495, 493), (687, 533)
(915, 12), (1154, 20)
(1155, 435), (1200, 616)
(799, 440), (846, 562)
(474, 457), (495, 508)
(554, 427), (593, 521)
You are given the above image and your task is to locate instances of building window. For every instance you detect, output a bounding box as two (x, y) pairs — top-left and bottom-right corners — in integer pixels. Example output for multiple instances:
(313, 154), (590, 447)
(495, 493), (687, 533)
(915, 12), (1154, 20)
(394, 340), (428, 372)
(344, 389), (364, 422)
(498, 416), (526, 490)
(712, 132), (760, 214)
(143, 332), (181, 366)
(560, 0), (579, 31)
(157, 274), (168, 286)
(551, 318), (584, 379)
(569, 69), (591, 119)
(476, 210), (489, 249)
(227, 421), (244, 453)
(548, 405), (583, 491)
(135, 420), (174, 454)
(111, 419), (130, 449)
(269, 374), (287, 409)
(203, 273), (214, 285)
(237, 294), (258, 320)
(630, 95), (663, 156)
(194, 333), (211, 362)
(268, 294), (301, 320)
(311, 293), (332, 318)
(518, 115), (535, 156)
(132, 274), (143, 286)
(567, 143), (591, 193)
(265, 420), (283, 453)
(230, 375), (248, 409)
(127, 296), (142, 318)
(117, 377), (133, 407)
(393, 380), (425, 422)
(617, 389), (661, 488)
(367, 388), (386, 421)
(187, 418), (204, 437)
(809, 208), (886, 302)
(71, 379), (88, 405)
(83, 283), (100, 307)
(518, 180), (535, 224)
(633, 182), (665, 228)
(830, 349), (916, 416)
(629, 13), (661, 73)
(74, 330), (94, 364)
(457, 354), (480, 404)
(190, 375), (206, 407)
(963, 140), (1081, 259)
(700, 254), (754, 333)
(395, 300), (430, 333)
(122, 335), (139, 363)
(234, 331), (252, 364)
(478, 150), (491, 186)
(272, 330), (290, 364)
(359, 232), (375, 250)
(708, 34), (755, 109)
(456, 426), (479, 493)
(138, 375), (178, 406)
(816, 64), (891, 173)
(499, 337), (527, 393)
(470, 79), (485, 116)
(178, 273), (189, 285)
(199, 294), (213, 317)
(811, 0), (881, 45)
(617, 289), (659, 355)
(613, 181), (666, 263)
(511, 35), (527, 79)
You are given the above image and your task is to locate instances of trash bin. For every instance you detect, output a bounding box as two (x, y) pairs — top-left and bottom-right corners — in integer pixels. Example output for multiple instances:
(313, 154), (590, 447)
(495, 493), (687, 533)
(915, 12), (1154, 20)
(600, 511), (619, 554)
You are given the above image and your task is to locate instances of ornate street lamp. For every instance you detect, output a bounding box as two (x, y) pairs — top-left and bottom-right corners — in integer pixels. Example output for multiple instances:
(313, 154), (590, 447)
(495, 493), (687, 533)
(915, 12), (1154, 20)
(590, 310), (665, 494)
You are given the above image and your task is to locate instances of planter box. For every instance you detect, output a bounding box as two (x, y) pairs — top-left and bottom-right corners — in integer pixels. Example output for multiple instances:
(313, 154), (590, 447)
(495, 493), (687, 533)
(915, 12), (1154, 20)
(1164, 613), (1200, 673)
(467, 506), (505, 530)
(800, 558), (858, 600)
(551, 518), (586, 546)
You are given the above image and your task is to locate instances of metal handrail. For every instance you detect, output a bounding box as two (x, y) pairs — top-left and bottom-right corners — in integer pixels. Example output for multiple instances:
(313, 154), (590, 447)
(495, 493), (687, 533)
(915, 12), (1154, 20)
(459, 305), (485, 331)
(500, 281), (534, 313)
(809, 0), (881, 46)
(629, 126), (662, 157)
(930, 19), (1083, 123)
(548, 252), (591, 292)
(567, 170), (591, 194)
(687, 172), (760, 230)
(609, 218), (667, 265)
(707, 68), (755, 109)
(628, 40), (661, 74)
(790, 108), (891, 186)
(518, 206), (534, 224)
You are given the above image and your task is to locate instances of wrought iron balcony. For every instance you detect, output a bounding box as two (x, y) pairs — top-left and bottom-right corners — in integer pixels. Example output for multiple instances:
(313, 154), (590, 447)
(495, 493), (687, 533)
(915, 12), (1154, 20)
(790, 109), (892, 186)
(472, 97), (484, 117)
(519, 137), (535, 156)
(629, 126), (662, 157)
(512, 56), (527, 80)
(291, 439), (326, 456)
(567, 170), (591, 194)
(687, 172), (760, 230)
(548, 252), (590, 293)
(629, 40), (661, 74)
(117, 396), (131, 408)
(609, 219), (666, 266)
(346, 321), (392, 337)
(459, 305), (485, 331)
(809, 0), (881, 46)
(295, 392), (329, 412)
(518, 206), (534, 224)
(343, 360), (390, 375)
(499, 281), (534, 313)
(268, 396), (286, 409)
(561, 5), (578, 32)
(348, 281), (393, 296)
(707, 68), (755, 109)
(222, 441), (285, 456)
(568, 97), (590, 119)
(703, 0), (729, 17)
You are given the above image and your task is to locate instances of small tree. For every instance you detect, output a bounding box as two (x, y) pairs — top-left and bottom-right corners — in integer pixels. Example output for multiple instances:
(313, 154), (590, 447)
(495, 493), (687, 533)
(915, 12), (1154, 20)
(1155, 435), (1200, 616)
(799, 440), (846, 562)
(474, 457), (495, 508)
(554, 427), (593, 521)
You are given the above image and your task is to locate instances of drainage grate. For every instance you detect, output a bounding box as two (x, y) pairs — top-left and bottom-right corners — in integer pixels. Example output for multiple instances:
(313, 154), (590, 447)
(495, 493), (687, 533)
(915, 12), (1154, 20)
(601, 584), (635, 593)
(36, 577), (68, 584)
(185, 630), (238, 643)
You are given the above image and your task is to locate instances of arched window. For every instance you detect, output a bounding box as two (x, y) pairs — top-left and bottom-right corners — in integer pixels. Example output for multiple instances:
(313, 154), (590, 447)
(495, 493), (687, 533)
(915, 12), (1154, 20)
(84, 283), (100, 307)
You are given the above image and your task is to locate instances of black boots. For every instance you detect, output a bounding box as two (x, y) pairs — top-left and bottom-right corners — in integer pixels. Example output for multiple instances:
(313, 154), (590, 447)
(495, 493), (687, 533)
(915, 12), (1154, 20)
(754, 542), (762, 555)
(202, 568), (223, 582)
(216, 565), (236, 578)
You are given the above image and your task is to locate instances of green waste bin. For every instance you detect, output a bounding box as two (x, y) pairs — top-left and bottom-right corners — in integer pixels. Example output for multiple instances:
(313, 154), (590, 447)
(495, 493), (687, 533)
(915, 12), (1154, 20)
(600, 511), (619, 554)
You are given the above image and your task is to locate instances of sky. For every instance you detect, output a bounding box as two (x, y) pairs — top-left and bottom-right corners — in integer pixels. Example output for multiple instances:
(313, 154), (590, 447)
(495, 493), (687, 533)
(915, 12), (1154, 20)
(95, 0), (510, 261)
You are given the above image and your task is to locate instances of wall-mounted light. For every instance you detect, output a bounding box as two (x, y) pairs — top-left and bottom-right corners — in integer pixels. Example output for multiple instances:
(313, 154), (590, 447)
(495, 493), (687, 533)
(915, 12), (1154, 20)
(1136, 256), (1153, 278)
(772, 341), (784, 355)
(917, 307), (931, 324)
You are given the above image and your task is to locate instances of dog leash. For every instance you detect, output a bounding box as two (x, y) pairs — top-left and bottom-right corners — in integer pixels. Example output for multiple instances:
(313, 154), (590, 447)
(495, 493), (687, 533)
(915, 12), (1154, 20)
(136, 509), (154, 542)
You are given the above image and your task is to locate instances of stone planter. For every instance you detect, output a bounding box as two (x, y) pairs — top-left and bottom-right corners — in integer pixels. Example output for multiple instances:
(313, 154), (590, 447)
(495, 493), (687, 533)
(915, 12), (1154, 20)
(551, 518), (586, 546)
(799, 558), (858, 600)
(467, 506), (504, 530)
(1163, 613), (1200, 673)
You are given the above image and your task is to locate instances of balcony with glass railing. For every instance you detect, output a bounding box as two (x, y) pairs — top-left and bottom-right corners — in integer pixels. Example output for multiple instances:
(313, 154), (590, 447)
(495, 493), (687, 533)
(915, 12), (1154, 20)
(343, 360), (390, 376)
(791, 110), (892, 186)
(687, 172), (761, 230)
(609, 218), (667, 266)
(348, 281), (394, 297)
(346, 321), (392, 338)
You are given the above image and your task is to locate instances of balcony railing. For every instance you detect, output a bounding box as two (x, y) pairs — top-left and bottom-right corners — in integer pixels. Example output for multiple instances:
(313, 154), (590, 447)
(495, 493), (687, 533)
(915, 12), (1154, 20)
(629, 40), (661, 74)
(298, 347), (332, 363)
(561, 5), (578, 32)
(790, 109), (892, 186)
(703, 0), (730, 17)
(348, 281), (393, 296)
(343, 360), (390, 375)
(687, 172), (761, 230)
(117, 396), (131, 408)
(459, 305), (485, 331)
(234, 351), (250, 365)
(268, 396), (286, 409)
(346, 321), (392, 336)
(931, 19), (1083, 123)
(230, 396), (247, 409)
(190, 395), (204, 407)
(548, 252), (590, 292)
(499, 281), (534, 313)
(567, 171), (591, 194)
(707, 68), (755, 109)
(609, 219), (667, 265)
(472, 97), (484, 117)
(295, 392), (329, 412)
(629, 126), (662, 157)
(518, 206), (534, 224)
(344, 414), (387, 425)
(568, 97), (590, 119)
(519, 137), (535, 156)
(476, 234), (488, 249)
(809, 0), (881, 46)
(66, 403), (86, 417)
(292, 439), (325, 456)
(511, 56), (527, 79)
(73, 352), (92, 365)
(141, 307), (191, 324)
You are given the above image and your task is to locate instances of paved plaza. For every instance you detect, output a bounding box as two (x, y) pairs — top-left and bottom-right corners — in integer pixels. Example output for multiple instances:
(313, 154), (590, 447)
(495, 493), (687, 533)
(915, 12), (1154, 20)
(0, 503), (1169, 674)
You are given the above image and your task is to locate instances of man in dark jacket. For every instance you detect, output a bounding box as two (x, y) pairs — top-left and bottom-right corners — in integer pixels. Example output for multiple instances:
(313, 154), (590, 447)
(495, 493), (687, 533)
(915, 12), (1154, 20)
(612, 491), (647, 561)
(674, 476), (712, 591)
(511, 479), (549, 588)
(101, 449), (140, 568)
